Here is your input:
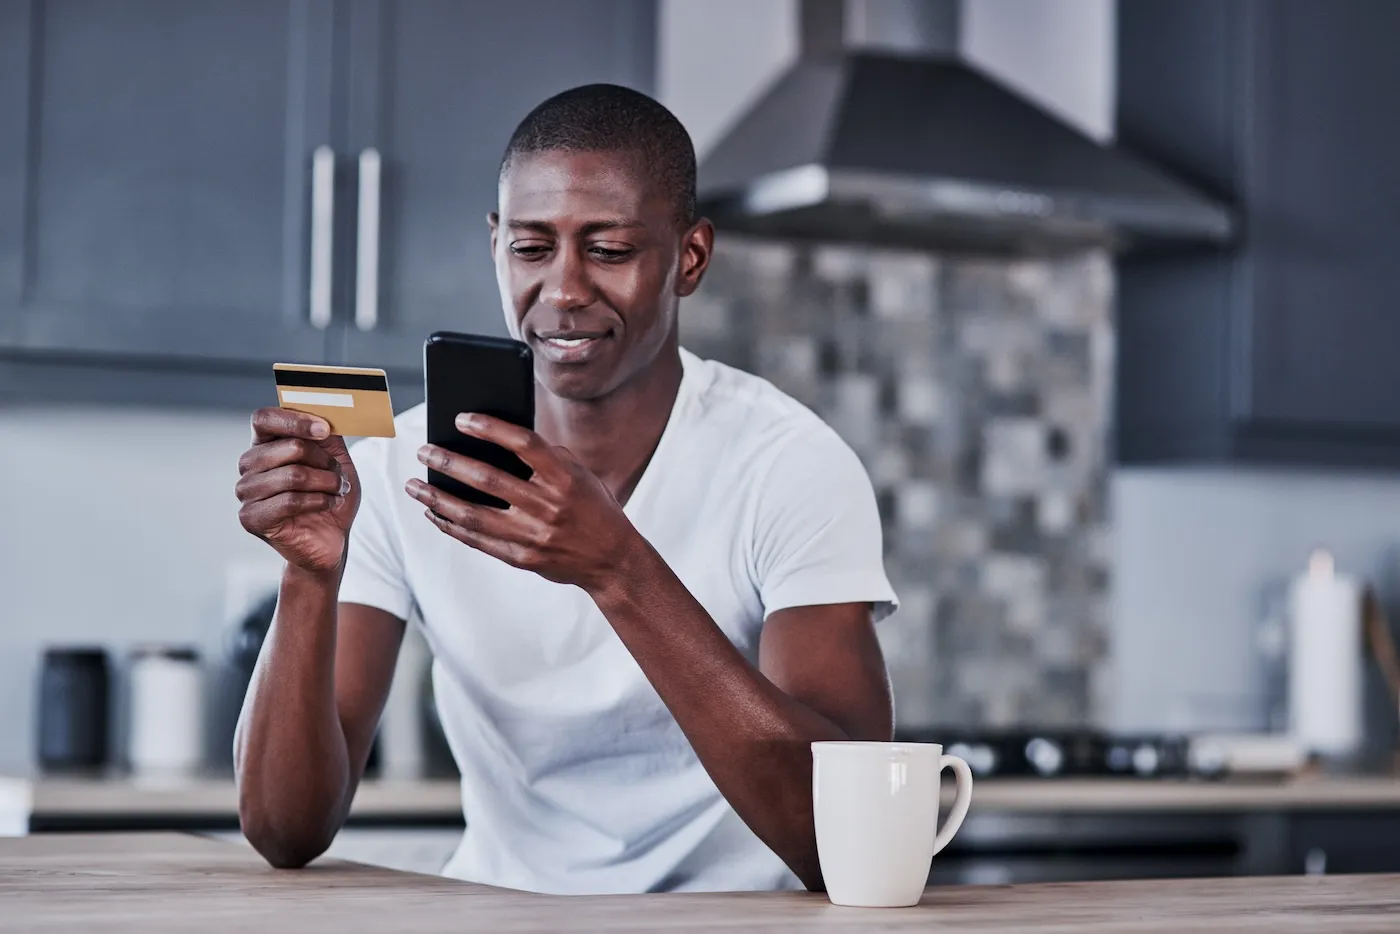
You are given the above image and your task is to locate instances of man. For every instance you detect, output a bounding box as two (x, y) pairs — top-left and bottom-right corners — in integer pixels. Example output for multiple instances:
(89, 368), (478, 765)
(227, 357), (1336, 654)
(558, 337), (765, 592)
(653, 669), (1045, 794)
(233, 84), (897, 895)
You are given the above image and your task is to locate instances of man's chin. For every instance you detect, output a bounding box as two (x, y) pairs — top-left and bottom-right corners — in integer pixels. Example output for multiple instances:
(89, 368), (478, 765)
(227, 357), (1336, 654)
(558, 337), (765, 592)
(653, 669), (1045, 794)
(537, 363), (613, 403)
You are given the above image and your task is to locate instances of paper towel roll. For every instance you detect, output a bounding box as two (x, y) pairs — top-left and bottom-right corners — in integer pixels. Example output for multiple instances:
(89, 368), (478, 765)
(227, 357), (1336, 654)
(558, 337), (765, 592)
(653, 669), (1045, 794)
(1287, 550), (1363, 757)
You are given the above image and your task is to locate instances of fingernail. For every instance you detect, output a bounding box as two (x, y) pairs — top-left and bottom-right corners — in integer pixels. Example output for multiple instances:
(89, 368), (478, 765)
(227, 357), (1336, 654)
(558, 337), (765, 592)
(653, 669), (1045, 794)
(311, 421), (329, 439)
(417, 445), (430, 463)
(456, 413), (475, 431)
(338, 475), (351, 496)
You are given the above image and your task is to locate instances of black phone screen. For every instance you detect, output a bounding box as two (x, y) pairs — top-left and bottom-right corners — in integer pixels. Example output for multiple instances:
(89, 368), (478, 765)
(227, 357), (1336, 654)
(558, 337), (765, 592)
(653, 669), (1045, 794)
(424, 331), (535, 509)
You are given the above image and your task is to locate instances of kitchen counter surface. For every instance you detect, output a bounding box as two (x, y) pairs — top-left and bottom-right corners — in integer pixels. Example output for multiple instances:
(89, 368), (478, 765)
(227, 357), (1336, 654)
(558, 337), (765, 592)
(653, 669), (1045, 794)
(5, 832), (1399, 933)
(7, 774), (1400, 827)
(21, 775), (463, 818)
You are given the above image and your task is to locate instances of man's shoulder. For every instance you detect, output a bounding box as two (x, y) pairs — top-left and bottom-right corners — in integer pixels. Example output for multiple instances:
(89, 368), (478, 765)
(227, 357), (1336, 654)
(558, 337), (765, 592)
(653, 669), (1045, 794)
(684, 350), (826, 438)
(682, 351), (861, 477)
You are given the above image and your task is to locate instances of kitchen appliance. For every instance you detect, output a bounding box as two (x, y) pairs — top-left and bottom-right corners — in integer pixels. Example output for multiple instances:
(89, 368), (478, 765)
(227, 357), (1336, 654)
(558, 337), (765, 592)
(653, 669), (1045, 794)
(128, 645), (205, 777)
(894, 728), (1284, 781)
(36, 647), (111, 773)
(1186, 734), (1307, 780)
(697, 0), (1233, 254)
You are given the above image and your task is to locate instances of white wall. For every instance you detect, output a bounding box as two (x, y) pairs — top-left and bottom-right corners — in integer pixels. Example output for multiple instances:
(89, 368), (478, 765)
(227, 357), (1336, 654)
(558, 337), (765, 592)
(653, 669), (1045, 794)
(0, 408), (280, 771)
(962, 0), (1115, 142)
(1111, 468), (1400, 732)
(657, 0), (798, 158)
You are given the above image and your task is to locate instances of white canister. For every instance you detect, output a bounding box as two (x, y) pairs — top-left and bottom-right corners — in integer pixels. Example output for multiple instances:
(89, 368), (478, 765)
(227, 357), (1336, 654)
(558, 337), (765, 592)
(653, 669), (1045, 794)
(128, 647), (205, 777)
(1287, 550), (1363, 758)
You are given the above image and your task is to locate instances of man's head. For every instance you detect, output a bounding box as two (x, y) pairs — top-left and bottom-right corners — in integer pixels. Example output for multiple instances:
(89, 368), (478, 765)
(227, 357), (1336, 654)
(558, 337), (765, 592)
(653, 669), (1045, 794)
(490, 84), (713, 402)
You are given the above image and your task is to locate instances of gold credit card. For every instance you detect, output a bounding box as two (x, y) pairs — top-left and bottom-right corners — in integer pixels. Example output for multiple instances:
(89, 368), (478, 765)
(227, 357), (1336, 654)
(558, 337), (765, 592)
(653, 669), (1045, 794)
(273, 363), (396, 438)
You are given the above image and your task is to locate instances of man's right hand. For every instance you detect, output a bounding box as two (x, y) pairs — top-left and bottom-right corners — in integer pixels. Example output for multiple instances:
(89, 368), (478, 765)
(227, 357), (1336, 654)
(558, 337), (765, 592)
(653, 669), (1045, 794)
(236, 407), (360, 572)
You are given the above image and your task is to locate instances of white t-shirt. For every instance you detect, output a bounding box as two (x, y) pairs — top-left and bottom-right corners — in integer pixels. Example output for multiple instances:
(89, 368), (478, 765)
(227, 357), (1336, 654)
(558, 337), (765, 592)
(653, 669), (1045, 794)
(340, 348), (897, 895)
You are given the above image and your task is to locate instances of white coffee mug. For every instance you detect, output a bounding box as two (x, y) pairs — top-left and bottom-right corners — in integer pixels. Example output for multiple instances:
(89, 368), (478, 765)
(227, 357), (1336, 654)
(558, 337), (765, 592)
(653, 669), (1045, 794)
(812, 741), (974, 908)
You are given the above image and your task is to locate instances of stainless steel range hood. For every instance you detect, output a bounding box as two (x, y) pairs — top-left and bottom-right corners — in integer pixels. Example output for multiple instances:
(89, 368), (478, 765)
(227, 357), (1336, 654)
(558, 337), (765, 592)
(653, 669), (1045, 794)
(696, 0), (1234, 254)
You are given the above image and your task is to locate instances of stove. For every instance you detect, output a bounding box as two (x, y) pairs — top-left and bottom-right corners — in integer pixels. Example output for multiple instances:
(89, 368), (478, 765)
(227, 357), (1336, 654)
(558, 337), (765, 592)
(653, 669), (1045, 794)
(893, 728), (1195, 780)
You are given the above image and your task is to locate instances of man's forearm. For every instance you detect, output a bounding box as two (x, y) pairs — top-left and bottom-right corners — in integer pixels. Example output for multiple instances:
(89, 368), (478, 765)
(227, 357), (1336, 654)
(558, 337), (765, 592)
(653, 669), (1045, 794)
(589, 541), (852, 890)
(234, 563), (353, 868)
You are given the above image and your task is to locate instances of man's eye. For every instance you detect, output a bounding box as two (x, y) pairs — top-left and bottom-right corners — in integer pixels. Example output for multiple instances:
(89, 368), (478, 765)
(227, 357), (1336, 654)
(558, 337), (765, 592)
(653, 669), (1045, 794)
(590, 246), (633, 261)
(510, 243), (550, 259)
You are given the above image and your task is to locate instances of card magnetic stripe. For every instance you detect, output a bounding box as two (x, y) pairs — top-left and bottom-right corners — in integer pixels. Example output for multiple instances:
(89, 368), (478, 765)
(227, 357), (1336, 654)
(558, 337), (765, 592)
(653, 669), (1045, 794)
(273, 370), (388, 392)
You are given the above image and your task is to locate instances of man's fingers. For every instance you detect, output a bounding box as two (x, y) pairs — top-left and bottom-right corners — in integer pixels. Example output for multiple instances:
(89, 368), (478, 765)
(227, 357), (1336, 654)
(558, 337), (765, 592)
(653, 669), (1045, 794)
(404, 478), (538, 540)
(239, 436), (339, 476)
(238, 491), (336, 532)
(416, 445), (540, 508)
(454, 414), (552, 469)
(250, 406), (332, 445)
(235, 464), (344, 504)
(422, 509), (529, 567)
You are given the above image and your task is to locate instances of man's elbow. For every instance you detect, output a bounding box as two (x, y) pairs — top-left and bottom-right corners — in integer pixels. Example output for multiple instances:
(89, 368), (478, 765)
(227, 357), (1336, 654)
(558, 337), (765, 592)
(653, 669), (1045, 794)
(238, 801), (331, 870)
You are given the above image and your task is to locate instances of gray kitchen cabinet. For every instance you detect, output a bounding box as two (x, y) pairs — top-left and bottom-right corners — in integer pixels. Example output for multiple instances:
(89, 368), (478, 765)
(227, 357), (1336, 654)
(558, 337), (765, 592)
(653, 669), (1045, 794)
(1117, 0), (1400, 467)
(0, 0), (338, 368)
(0, 0), (31, 350)
(331, 0), (657, 382)
(1287, 812), (1400, 875)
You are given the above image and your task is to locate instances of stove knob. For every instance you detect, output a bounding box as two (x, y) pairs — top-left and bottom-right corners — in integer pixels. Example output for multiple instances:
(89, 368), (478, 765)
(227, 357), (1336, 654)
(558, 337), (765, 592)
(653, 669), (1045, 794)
(1132, 743), (1160, 776)
(947, 742), (997, 776)
(1025, 737), (1064, 777)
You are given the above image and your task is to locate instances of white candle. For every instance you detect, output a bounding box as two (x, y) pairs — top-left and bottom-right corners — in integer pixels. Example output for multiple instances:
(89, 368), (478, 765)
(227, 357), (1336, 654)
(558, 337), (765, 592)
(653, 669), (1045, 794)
(1287, 550), (1363, 757)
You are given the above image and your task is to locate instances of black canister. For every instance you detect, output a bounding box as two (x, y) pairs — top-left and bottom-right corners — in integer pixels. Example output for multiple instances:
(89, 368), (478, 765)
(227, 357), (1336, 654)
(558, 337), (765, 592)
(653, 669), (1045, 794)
(37, 647), (111, 773)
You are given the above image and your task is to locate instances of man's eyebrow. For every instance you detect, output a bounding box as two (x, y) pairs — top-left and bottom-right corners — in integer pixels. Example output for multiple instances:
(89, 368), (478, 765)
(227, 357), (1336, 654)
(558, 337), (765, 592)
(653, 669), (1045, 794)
(506, 219), (645, 234)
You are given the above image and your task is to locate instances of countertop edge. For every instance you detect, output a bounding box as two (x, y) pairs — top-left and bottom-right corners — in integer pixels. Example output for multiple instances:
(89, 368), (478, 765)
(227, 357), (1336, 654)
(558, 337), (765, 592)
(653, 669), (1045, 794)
(7, 775), (1400, 820)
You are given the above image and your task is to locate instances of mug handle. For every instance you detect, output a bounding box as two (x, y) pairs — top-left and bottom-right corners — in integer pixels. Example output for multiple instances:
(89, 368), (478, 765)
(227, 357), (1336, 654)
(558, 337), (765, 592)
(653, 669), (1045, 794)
(932, 754), (974, 856)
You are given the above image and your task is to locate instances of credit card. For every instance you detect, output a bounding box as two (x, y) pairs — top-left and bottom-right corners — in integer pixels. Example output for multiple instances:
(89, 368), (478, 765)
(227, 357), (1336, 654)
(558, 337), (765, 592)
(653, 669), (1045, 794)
(273, 363), (396, 438)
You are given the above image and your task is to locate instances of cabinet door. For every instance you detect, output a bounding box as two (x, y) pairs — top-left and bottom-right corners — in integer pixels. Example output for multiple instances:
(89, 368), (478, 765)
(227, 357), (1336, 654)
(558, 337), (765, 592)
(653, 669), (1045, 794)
(0, 0), (337, 365)
(1289, 813), (1400, 875)
(1244, 0), (1400, 432)
(332, 0), (656, 382)
(0, 0), (32, 349)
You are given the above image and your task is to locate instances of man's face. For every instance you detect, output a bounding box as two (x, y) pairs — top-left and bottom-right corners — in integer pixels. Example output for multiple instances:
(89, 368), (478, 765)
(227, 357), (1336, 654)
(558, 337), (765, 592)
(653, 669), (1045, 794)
(490, 150), (710, 401)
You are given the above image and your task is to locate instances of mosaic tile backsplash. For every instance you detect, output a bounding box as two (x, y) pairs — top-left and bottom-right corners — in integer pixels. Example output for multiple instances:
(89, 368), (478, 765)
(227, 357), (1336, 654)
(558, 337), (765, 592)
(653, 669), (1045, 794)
(685, 237), (1115, 728)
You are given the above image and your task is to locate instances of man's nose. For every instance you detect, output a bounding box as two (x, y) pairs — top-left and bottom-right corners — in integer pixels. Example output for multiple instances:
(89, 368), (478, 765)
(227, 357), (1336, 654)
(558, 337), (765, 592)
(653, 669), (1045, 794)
(540, 246), (594, 313)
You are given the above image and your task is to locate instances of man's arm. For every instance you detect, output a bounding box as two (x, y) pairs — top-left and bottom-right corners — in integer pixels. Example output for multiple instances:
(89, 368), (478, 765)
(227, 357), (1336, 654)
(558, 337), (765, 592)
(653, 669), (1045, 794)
(590, 549), (890, 890)
(234, 590), (404, 868)
(232, 406), (407, 868)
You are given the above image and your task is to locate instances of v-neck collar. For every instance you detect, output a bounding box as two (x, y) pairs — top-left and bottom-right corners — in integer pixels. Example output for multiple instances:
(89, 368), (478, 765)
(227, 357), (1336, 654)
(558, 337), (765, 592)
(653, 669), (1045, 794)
(619, 349), (696, 519)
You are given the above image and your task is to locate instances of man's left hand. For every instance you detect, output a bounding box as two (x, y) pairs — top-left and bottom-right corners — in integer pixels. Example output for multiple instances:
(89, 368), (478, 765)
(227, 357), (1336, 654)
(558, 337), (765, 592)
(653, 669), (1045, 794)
(404, 414), (639, 592)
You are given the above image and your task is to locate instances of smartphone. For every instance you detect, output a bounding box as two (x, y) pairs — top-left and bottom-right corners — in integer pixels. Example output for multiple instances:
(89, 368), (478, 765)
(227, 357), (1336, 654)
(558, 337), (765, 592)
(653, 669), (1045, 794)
(424, 331), (535, 509)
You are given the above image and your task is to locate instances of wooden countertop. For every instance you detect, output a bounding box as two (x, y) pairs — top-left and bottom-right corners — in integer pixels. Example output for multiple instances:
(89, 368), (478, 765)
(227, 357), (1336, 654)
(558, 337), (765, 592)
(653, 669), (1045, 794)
(4, 832), (1398, 932)
(6, 774), (1400, 822)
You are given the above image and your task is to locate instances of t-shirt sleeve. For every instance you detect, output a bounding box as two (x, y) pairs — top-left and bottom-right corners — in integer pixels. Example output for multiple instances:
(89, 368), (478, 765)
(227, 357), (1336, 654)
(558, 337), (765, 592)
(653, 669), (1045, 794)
(751, 425), (898, 622)
(338, 437), (415, 621)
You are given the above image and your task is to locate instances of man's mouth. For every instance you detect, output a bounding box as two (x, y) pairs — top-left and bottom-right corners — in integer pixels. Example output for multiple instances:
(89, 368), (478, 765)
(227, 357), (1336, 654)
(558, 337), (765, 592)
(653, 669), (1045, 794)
(533, 330), (612, 363)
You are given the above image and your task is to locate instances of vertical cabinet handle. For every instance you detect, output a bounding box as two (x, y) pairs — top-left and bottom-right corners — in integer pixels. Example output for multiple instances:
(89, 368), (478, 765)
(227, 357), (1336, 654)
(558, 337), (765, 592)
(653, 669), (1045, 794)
(355, 148), (382, 332)
(308, 145), (335, 330)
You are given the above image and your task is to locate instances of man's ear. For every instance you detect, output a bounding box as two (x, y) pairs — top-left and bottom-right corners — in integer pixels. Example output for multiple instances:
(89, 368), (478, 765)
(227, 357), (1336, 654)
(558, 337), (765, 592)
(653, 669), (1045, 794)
(676, 218), (715, 297)
(488, 211), (501, 259)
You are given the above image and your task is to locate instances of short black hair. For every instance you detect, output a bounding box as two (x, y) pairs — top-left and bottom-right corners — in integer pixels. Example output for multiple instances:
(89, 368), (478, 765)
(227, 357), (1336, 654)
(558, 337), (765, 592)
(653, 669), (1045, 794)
(499, 84), (697, 227)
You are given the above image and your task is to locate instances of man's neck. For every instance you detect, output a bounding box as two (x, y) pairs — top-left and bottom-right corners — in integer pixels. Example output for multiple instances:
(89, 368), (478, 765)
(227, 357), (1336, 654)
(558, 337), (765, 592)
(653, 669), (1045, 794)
(533, 343), (684, 505)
